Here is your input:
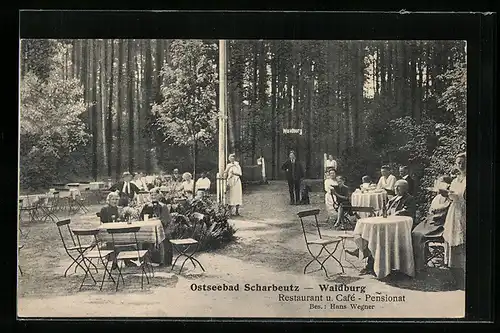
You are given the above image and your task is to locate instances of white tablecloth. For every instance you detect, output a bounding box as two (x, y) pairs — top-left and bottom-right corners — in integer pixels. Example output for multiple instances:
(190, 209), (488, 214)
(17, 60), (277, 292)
(353, 215), (415, 278)
(351, 190), (387, 216)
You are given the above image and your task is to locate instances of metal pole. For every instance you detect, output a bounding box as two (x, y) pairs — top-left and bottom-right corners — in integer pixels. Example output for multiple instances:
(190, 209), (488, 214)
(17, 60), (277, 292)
(217, 40), (228, 205)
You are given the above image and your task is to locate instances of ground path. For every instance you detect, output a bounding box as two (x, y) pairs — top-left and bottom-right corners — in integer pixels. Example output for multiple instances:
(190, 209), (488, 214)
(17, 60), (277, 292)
(18, 181), (464, 318)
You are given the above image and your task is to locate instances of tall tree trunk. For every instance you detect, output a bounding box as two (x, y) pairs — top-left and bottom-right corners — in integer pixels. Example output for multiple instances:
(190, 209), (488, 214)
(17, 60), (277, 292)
(250, 42), (258, 167)
(127, 39), (135, 173)
(332, 41), (341, 155)
(379, 41), (386, 96)
(227, 42), (236, 155)
(74, 40), (81, 80)
(417, 42), (424, 122)
(270, 41), (278, 179)
(116, 39), (124, 179)
(354, 41), (364, 149)
(91, 40), (98, 181)
(101, 39), (108, 176)
(106, 39), (115, 178)
(387, 42), (393, 98)
(144, 39), (153, 173)
(410, 41), (418, 122)
(257, 40), (267, 169)
(134, 40), (143, 171)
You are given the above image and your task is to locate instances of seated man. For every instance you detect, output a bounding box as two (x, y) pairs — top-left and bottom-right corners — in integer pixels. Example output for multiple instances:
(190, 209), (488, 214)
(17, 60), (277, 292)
(195, 172), (211, 198)
(412, 176), (452, 272)
(346, 179), (416, 276)
(139, 187), (174, 266)
(376, 165), (397, 197)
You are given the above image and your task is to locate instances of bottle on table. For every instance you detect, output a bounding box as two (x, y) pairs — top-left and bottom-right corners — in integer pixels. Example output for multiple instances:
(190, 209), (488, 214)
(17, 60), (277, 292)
(382, 201), (388, 218)
(111, 215), (117, 223)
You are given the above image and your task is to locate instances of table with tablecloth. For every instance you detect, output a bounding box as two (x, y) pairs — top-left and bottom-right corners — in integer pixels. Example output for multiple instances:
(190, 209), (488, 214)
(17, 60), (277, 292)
(353, 215), (415, 278)
(351, 190), (387, 217)
(75, 217), (165, 247)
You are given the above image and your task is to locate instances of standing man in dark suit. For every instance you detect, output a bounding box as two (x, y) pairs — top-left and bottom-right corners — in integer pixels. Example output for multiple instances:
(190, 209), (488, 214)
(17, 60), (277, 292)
(281, 151), (304, 205)
(399, 165), (415, 196)
(109, 171), (140, 206)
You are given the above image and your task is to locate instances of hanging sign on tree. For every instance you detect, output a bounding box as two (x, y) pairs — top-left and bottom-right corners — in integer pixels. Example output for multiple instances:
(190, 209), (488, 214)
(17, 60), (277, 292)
(282, 128), (303, 135)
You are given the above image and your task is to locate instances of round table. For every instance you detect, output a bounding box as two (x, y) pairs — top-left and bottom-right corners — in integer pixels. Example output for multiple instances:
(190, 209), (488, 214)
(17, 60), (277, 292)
(351, 190), (387, 216)
(353, 215), (415, 278)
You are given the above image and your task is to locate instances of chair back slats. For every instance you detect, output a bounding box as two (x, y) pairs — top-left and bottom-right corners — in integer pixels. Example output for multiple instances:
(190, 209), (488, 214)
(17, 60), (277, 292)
(351, 206), (375, 213)
(72, 228), (100, 237)
(104, 226), (142, 260)
(297, 210), (322, 243)
(297, 209), (321, 218)
(56, 219), (71, 227)
(55, 219), (78, 250)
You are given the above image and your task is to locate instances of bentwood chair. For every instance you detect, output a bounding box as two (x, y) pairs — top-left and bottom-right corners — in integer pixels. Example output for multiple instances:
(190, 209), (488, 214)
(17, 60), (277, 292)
(105, 226), (153, 291)
(71, 228), (116, 291)
(297, 209), (344, 278)
(170, 212), (206, 274)
(55, 219), (98, 277)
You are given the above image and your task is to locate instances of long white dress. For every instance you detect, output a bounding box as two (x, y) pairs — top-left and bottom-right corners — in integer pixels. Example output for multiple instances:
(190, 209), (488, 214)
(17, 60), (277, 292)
(226, 162), (243, 206)
(443, 175), (466, 268)
(324, 178), (339, 213)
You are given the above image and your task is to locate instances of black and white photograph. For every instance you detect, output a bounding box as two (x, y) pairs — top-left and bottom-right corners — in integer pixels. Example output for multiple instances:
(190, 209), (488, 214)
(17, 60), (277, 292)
(18, 37), (468, 318)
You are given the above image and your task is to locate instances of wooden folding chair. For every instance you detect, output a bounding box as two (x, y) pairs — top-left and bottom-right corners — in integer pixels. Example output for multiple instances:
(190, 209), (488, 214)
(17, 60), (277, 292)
(424, 235), (447, 268)
(297, 209), (344, 278)
(72, 228), (116, 291)
(170, 212), (206, 274)
(39, 192), (60, 222)
(19, 197), (41, 223)
(105, 226), (153, 291)
(55, 219), (98, 277)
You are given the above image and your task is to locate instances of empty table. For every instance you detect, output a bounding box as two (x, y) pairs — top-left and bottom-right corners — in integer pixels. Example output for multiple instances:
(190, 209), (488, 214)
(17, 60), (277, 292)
(351, 190), (387, 217)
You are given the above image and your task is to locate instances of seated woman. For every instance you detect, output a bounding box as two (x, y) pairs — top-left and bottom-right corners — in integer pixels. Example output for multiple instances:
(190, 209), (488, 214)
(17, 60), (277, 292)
(324, 169), (339, 217)
(181, 172), (195, 200)
(412, 175), (453, 272)
(99, 192), (121, 223)
(139, 187), (174, 266)
(331, 175), (355, 228)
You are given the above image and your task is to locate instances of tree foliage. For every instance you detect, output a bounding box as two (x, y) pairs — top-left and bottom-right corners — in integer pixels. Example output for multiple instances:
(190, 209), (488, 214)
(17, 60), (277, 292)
(152, 40), (218, 175)
(20, 41), (89, 190)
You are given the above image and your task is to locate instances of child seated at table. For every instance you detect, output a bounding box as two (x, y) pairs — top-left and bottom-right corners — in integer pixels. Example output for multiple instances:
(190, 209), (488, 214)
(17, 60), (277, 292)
(360, 175), (374, 190)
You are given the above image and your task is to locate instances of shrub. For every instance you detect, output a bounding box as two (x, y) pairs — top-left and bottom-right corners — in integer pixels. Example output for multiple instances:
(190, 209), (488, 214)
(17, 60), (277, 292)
(170, 197), (237, 251)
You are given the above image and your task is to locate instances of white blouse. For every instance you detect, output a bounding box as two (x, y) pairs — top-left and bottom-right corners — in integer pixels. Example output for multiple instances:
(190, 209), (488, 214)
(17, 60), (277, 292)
(376, 174), (397, 191)
(324, 178), (338, 193)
